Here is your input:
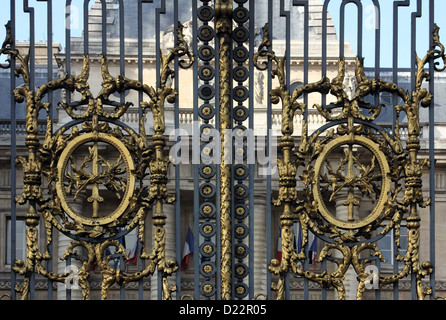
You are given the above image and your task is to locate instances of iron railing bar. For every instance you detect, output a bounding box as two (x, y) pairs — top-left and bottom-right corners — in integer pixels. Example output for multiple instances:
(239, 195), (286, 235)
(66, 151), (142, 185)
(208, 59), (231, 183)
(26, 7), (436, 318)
(9, 0), (16, 301)
(280, 0), (291, 88)
(117, 0), (126, 299)
(411, 0), (423, 93)
(290, 1), (309, 300)
(83, 0), (90, 56)
(215, 7), (222, 300)
(231, 22), (236, 300)
(137, 0), (143, 130)
(372, 0), (382, 299)
(378, 257), (382, 300)
(101, 0), (107, 56)
(24, 1), (35, 92)
(266, 2), (273, 300)
(248, 0), (255, 300)
(428, 0), (436, 300)
(339, 2), (345, 59)
(66, 256), (71, 300)
(294, 0), (310, 300)
(155, 0), (166, 90)
(47, 0), (54, 300)
(370, 0), (379, 146)
(304, 0), (310, 301)
(119, 0), (124, 76)
(120, 255), (125, 299)
(230, 26), (235, 299)
(101, 0), (107, 55)
(321, 259), (327, 300)
(357, 1), (363, 59)
(137, 0), (144, 300)
(410, 0), (423, 300)
(65, 0), (72, 116)
(23, 0), (36, 300)
(303, 242), (310, 300)
(155, 0), (166, 301)
(173, 0), (182, 300)
(372, 0), (381, 78)
(64, 1), (71, 68)
(295, 0), (309, 123)
(392, 1), (403, 137)
(304, 0), (311, 300)
(192, 0), (200, 301)
(279, 0), (291, 300)
(321, 0), (330, 113)
(392, 0), (410, 301)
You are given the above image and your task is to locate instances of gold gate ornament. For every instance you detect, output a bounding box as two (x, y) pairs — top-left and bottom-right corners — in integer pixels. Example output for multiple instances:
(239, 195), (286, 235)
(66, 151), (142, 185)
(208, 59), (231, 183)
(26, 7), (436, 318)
(312, 134), (391, 230)
(255, 20), (446, 300)
(56, 130), (136, 227)
(0, 20), (194, 300)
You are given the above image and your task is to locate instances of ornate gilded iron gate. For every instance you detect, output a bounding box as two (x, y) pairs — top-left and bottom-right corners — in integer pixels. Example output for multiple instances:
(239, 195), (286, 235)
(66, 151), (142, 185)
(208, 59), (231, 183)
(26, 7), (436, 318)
(1, 0), (445, 300)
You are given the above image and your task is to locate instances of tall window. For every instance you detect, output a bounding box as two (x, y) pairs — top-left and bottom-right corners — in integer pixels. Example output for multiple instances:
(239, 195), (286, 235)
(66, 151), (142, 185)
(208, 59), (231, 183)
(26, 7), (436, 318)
(6, 217), (26, 265)
(378, 224), (408, 266)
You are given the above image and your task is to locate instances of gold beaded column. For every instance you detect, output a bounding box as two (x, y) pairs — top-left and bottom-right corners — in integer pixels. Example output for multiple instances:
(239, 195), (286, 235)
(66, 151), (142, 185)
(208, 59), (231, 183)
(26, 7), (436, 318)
(215, 0), (233, 300)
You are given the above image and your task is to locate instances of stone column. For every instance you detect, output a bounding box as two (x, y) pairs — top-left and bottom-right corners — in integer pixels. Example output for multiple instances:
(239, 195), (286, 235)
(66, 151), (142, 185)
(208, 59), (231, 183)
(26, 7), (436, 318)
(334, 194), (359, 300)
(151, 203), (177, 300)
(253, 194), (268, 297)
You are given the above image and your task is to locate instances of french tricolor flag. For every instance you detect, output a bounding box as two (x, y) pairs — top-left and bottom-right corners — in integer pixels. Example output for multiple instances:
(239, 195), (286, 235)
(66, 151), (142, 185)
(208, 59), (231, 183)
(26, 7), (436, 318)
(181, 227), (194, 270)
(308, 232), (317, 269)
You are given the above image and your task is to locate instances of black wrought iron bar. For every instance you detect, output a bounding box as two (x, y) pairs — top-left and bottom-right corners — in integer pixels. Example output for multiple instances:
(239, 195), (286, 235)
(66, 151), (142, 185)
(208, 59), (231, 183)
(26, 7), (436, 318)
(279, 0), (291, 301)
(173, 0), (182, 300)
(266, 1), (273, 300)
(119, 0), (124, 76)
(83, 0), (90, 56)
(214, 3), (222, 300)
(65, 256), (71, 300)
(23, 0), (36, 300)
(101, 0), (107, 55)
(137, 0), (145, 300)
(410, 0), (423, 300)
(154, 0), (165, 301)
(294, 0), (310, 300)
(9, 0), (17, 301)
(248, 0), (255, 300)
(372, 0), (381, 300)
(392, 0), (410, 300)
(231, 0), (239, 300)
(372, 0), (381, 78)
(192, 0), (200, 300)
(428, 0), (436, 300)
(46, 0), (54, 300)
(117, 0), (126, 300)
(321, 0), (329, 111)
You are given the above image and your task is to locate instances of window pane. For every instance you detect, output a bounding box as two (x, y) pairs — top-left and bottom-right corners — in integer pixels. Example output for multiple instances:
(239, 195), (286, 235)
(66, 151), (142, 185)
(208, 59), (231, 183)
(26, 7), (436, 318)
(378, 226), (409, 266)
(378, 230), (393, 266)
(6, 218), (26, 265)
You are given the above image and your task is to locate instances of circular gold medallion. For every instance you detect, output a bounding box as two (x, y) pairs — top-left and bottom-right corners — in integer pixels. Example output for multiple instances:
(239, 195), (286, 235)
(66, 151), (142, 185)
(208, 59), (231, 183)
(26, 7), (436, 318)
(313, 135), (391, 229)
(56, 132), (135, 227)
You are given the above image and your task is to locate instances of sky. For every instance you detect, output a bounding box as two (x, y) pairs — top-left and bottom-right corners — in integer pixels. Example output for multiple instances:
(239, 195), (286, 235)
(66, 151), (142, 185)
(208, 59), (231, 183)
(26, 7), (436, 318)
(328, 0), (446, 68)
(0, 0), (445, 68)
